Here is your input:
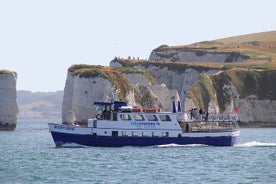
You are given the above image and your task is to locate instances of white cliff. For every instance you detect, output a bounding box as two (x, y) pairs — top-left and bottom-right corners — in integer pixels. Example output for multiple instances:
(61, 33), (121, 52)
(62, 68), (181, 124)
(238, 98), (276, 124)
(110, 60), (276, 126)
(124, 73), (179, 112)
(149, 46), (248, 63)
(0, 71), (18, 130)
(62, 72), (114, 124)
(128, 63), (218, 111)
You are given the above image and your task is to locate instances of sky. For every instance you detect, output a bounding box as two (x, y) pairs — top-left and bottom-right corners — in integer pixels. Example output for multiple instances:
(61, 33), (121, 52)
(1, 0), (276, 92)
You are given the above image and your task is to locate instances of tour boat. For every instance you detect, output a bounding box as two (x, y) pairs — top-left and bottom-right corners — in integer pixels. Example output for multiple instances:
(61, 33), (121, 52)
(48, 101), (239, 147)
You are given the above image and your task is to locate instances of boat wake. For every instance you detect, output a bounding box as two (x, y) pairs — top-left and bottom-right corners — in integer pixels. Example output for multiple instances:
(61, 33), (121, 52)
(235, 141), (276, 147)
(58, 143), (89, 148)
(154, 143), (208, 148)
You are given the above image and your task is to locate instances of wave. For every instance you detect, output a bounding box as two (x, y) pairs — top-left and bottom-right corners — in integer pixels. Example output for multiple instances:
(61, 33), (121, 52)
(155, 143), (208, 148)
(59, 143), (89, 148)
(155, 142), (276, 148)
(235, 141), (276, 147)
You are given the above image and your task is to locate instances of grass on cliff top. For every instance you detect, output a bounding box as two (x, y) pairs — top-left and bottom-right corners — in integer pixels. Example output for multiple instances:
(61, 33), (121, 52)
(0, 70), (16, 75)
(215, 31), (276, 44)
(150, 31), (276, 67)
(113, 57), (276, 72)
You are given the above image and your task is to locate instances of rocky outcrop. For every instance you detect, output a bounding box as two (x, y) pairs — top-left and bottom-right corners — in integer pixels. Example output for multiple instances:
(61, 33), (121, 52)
(110, 59), (276, 126)
(62, 65), (180, 125)
(149, 45), (248, 63)
(187, 69), (276, 126)
(62, 73), (114, 124)
(0, 70), (18, 130)
(110, 59), (218, 112)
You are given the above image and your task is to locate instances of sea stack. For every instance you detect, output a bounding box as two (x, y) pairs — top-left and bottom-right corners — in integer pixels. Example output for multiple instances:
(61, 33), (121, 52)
(0, 70), (18, 130)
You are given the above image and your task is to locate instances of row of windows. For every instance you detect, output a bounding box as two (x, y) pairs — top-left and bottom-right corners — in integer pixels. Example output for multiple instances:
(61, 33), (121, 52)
(112, 131), (169, 137)
(119, 114), (171, 122)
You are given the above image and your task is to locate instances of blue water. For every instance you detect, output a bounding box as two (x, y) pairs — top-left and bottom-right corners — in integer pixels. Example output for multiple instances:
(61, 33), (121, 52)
(0, 120), (275, 184)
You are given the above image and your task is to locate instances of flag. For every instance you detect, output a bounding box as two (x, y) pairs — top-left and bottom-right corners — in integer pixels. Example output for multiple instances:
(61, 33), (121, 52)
(235, 107), (239, 113)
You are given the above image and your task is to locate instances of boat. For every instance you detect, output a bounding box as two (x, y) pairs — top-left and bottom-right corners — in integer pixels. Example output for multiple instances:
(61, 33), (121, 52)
(48, 101), (239, 147)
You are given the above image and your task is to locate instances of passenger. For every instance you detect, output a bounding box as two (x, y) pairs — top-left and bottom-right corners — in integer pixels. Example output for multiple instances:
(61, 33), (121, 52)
(199, 108), (203, 121)
(205, 111), (209, 121)
(186, 123), (190, 132)
(194, 108), (199, 119)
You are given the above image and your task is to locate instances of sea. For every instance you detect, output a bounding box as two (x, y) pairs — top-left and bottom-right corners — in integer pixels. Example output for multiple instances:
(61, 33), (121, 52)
(0, 119), (275, 184)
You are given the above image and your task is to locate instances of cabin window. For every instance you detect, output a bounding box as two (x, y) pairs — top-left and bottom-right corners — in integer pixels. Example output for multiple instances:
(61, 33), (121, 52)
(152, 132), (159, 137)
(112, 131), (118, 137)
(122, 131), (128, 136)
(133, 114), (144, 121)
(132, 131), (138, 137)
(142, 132), (149, 137)
(113, 112), (118, 121)
(145, 114), (158, 121)
(162, 132), (169, 137)
(120, 114), (132, 121)
(159, 115), (171, 121)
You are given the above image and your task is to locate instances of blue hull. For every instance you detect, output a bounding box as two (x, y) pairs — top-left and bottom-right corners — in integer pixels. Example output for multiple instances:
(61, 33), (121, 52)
(50, 131), (238, 147)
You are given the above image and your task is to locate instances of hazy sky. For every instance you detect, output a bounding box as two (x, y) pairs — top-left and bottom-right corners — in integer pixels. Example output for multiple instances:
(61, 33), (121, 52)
(1, 0), (276, 92)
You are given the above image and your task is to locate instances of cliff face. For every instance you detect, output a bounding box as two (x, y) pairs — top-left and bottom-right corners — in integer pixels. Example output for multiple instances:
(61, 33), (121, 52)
(0, 71), (18, 130)
(187, 69), (276, 126)
(110, 60), (218, 112)
(149, 45), (248, 63)
(62, 65), (179, 125)
(110, 59), (276, 126)
(62, 72), (113, 124)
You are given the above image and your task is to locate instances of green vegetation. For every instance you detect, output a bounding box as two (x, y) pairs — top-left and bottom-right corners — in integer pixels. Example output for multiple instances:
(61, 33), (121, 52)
(187, 73), (217, 110)
(215, 31), (276, 44)
(225, 69), (276, 100)
(0, 70), (16, 75)
(209, 69), (276, 111)
(69, 65), (106, 78)
(187, 68), (276, 112)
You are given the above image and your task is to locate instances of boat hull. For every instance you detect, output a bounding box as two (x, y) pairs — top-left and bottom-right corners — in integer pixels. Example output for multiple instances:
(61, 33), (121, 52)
(50, 130), (239, 147)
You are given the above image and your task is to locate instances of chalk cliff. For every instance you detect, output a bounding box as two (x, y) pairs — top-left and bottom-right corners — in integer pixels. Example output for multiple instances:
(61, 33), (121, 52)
(62, 31), (276, 126)
(110, 59), (276, 126)
(62, 65), (179, 125)
(0, 70), (18, 130)
(187, 69), (276, 126)
(62, 61), (276, 126)
(149, 45), (249, 63)
(110, 59), (218, 112)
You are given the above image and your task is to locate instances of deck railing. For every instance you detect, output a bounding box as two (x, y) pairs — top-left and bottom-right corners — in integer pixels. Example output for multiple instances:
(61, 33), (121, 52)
(177, 112), (239, 122)
(179, 121), (239, 133)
